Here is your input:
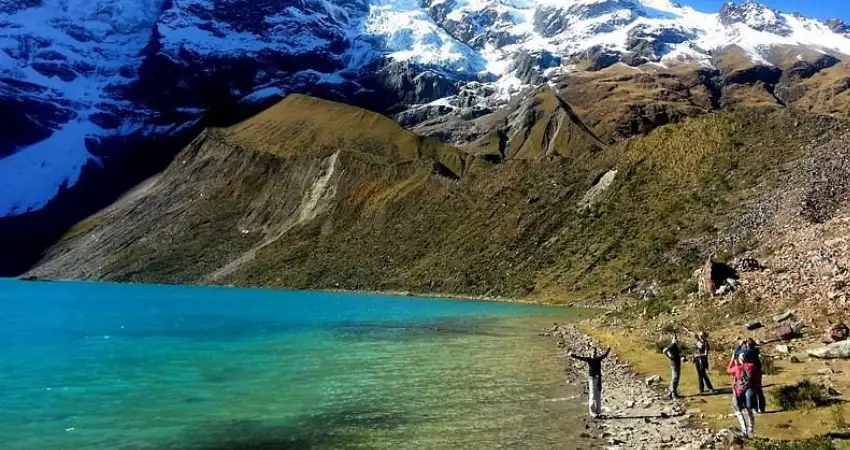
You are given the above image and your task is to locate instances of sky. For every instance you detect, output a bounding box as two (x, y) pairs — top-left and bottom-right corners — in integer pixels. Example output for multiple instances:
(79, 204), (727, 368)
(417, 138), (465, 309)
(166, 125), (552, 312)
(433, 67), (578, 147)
(685, 1), (850, 21)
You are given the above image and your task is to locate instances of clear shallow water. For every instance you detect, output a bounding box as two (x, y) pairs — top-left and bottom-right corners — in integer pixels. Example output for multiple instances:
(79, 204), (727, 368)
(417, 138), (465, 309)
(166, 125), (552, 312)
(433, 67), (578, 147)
(0, 280), (592, 449)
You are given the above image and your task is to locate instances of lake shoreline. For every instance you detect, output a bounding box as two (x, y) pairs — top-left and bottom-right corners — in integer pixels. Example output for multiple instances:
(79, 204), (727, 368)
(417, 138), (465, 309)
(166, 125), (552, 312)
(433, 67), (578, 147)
(546, 322), (723, 449)
(15, 276), (577, 307)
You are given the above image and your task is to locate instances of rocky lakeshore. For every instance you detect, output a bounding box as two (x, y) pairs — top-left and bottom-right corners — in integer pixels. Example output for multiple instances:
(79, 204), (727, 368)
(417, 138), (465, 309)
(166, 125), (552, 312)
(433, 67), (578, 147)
(546, 324), (725, 449)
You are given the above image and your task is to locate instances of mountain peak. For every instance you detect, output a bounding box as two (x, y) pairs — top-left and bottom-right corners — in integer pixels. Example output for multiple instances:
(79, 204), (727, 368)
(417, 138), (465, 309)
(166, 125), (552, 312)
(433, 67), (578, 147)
(719, 1), (791, 36)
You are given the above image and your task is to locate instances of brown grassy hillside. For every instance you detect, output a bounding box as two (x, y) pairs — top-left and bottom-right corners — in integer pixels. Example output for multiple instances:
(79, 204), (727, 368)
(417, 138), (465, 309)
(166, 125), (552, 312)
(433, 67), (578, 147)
(27, 94), (850, 302)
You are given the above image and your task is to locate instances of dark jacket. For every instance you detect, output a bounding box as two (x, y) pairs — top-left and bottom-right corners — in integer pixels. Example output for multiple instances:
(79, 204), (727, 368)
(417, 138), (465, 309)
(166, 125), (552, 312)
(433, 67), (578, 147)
(570, 348), (611, 377)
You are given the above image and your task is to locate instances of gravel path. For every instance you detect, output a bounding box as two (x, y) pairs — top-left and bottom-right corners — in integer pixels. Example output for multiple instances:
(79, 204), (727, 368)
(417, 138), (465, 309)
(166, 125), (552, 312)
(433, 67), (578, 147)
(545, 324), (726, 449)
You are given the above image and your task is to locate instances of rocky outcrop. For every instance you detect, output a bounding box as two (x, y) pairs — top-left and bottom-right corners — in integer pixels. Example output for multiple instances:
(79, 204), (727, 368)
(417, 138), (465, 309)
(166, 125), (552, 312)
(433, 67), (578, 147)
(719, 1), (792, 36)
(508, 50), (561, 85)
(0, 79), (76, 157)
(623, 25), (695, 66)
(825, 18), (850, 35)
(808, 340), (850, 359)
(367, 61), (473, 109)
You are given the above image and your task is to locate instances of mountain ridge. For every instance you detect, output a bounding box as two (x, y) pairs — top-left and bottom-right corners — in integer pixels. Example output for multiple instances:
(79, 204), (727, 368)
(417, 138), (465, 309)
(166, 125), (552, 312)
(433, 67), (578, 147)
(2, 0), (850, 217)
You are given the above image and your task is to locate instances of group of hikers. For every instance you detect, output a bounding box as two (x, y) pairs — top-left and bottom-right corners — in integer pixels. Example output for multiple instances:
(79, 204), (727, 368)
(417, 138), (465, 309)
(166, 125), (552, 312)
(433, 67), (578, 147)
(570, 331), (765, 438)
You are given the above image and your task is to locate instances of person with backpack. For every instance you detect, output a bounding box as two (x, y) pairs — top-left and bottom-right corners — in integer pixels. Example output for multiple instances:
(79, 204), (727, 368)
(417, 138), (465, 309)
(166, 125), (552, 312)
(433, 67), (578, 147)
(662, 334), (682, 399)
(745, 338), (766, 413)
(570, 345), (611, 419)
(727, 348), (758, 438)
(693, 331), (716, 394)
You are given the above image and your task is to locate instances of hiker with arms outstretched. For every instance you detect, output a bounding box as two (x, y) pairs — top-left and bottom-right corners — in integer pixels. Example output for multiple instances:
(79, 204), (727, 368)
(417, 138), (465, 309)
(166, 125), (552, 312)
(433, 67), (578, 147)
(570, 346), (611, 419)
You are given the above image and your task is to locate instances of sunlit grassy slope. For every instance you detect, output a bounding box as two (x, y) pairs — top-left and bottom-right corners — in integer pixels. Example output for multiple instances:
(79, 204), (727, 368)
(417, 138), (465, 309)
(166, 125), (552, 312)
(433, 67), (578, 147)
(30, 95), (848, 301)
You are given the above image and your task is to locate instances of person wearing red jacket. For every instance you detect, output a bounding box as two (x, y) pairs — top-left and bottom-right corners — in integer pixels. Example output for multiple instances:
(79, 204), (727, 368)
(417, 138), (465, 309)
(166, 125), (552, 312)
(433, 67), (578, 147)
(727, 350), (759, 438)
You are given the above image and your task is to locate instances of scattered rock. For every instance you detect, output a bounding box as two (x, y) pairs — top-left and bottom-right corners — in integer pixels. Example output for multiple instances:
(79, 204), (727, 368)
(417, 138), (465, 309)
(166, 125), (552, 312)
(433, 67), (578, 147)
(808, 340), (850, 359)
(790, 355), (802, 363)
(829, 386), (842, 397)
(645, 375), (661, 385)
(827, 323), (850, 343)
(746, 322), (764, 331)
(774, 323), (798, 341)
(738, 257), (763, 272)
(818, 368), (835, 376)
(725, 428), (746, 446)
(773, 310), (795, 323)
(775, 344), (791, 354)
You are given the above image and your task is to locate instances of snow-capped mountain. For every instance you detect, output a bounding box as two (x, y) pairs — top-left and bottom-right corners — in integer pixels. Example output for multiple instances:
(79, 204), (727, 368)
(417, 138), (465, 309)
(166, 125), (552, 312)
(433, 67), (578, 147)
(1, 0), (849, 217)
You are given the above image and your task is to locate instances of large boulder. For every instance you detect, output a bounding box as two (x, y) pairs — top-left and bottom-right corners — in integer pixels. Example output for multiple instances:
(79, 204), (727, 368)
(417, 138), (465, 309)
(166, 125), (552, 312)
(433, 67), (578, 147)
(808, 340), (850, 359)
(699, 257), (739, 296)
(827, 323), (850, 343)
(774, 323), (797, 341)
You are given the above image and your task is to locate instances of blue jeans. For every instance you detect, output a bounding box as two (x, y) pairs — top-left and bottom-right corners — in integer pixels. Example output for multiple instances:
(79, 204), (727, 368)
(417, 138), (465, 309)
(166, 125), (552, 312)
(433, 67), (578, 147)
(733, 389), (757, 411)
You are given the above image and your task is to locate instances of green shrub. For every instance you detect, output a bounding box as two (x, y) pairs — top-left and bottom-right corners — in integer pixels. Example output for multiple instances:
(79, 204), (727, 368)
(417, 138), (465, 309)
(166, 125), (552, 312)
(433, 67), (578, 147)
(660, 322), (679, 335)
(772, 380), (832, 411)
(729, 292), (758, 316)
(682, 280), (699, 294)
(642, 294), (673, 318)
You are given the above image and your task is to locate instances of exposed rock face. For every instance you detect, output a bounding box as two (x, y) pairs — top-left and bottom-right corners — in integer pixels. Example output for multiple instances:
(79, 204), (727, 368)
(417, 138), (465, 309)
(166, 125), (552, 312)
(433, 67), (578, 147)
(825, 18), (850, 35)
(368, 61), (472, 109)
(623, 25), (695, 66)
(0, 80), (76, 157)
(719, 1), (792, 36)
(508, 51), (561, 85)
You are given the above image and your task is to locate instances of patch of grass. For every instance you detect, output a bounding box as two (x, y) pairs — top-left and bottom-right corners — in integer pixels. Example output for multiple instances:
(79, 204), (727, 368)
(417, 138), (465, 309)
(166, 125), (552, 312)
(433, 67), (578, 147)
(762, 357), (780, 376)
(61, 216), (103, 242)
(749, 437), (836, 450)
(682, 279), (699, 294)
(832, 404), (848, 431)
(773, 380), (832, 411)
(729, 292), (759, 317)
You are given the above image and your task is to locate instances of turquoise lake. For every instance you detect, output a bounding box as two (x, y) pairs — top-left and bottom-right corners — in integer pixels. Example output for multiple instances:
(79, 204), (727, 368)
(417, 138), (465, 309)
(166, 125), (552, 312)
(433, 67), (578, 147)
(0, 280), (592, 449)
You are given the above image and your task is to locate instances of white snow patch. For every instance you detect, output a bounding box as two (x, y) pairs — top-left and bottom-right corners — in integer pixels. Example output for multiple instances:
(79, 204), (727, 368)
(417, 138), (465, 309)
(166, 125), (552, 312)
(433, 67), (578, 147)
(241, 87), (286, 104)
(0, 120), (98, 216)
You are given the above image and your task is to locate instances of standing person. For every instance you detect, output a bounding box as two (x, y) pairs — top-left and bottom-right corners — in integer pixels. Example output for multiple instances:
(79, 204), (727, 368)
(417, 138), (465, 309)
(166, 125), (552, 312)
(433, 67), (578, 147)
(693, 331), (715, 394)
(570, 346), (611, 419)
(662, 335), (682, 399)
(727, 350), (757, 438)
(746, 338), (766, 413)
